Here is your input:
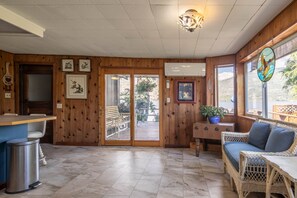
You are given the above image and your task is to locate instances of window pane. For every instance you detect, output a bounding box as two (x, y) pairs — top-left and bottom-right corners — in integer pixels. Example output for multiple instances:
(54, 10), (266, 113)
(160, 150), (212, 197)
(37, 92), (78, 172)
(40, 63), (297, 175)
(28, 74), (52, 101)
(217, 66), (234, 113)
(267, 51), (297, 124)
(105, 74), (131, 141)
(245, 59), (263, 116)
(134, 75), (159, 141)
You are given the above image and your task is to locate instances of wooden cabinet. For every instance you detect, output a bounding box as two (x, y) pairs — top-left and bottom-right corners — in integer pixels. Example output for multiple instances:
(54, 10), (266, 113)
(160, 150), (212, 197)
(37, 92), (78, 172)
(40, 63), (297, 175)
(193, 122), (235, 156)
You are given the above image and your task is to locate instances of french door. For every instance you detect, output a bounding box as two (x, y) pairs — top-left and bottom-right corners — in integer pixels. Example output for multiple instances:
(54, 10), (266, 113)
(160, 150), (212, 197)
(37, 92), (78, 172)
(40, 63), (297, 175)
(101, 68), (162, 146)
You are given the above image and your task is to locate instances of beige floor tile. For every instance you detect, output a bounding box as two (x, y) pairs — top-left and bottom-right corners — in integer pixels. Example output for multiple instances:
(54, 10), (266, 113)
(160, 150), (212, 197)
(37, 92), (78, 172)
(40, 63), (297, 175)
(0, 145), (270, 198)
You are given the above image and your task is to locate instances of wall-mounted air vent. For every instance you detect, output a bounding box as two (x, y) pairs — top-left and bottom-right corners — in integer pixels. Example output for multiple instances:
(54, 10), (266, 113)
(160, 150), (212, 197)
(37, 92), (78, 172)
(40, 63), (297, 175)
(164, 62), (206, 76)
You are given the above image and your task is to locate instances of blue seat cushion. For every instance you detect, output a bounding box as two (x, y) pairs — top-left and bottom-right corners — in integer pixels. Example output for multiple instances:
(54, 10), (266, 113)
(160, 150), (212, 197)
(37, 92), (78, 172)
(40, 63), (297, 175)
(248, 122), (271, 149)
(265, 126), (295, 152)
(224, 142), (264, 171)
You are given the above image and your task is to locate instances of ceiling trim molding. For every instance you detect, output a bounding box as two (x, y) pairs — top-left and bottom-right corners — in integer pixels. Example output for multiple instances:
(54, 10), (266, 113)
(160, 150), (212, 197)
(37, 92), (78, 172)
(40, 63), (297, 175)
(0, 5), (45, 38)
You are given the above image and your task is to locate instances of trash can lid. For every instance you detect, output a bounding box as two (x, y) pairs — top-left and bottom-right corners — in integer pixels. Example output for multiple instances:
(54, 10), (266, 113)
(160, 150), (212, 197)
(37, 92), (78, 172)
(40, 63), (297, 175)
(7, 138), (39, 146)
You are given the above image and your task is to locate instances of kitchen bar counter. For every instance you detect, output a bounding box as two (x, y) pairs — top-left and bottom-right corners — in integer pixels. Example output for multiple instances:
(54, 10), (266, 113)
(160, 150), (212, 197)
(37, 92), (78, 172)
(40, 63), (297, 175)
(0, 115), (56, 187)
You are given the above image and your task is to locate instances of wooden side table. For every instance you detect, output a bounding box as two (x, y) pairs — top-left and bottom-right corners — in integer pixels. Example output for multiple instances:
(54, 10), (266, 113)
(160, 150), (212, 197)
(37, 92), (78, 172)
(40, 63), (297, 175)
(193, 121), (234, 156)
(263, 155), (297, 198)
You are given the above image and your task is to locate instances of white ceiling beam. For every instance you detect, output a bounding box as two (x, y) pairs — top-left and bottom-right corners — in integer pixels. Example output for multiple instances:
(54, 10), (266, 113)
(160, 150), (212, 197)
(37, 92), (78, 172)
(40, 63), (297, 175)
(0, 5), (45, 37)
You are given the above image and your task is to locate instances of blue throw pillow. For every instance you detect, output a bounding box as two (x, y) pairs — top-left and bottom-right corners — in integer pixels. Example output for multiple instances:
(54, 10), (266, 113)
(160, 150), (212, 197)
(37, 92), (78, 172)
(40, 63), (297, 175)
(265, 127), (295, 152)
(248, 122), (271, 149)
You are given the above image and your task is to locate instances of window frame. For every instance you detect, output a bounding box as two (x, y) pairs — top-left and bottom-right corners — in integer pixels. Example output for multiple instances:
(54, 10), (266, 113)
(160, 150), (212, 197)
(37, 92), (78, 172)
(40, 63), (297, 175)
(215, 64), (235, 115)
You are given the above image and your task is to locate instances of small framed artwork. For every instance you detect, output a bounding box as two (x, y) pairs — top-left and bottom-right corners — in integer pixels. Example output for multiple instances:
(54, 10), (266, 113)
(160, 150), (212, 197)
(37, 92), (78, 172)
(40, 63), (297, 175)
(79, 59), (91, 72)
(62, 59), (74, 72)
(175, 80), (196, 104)
(66, 74), (87, 99)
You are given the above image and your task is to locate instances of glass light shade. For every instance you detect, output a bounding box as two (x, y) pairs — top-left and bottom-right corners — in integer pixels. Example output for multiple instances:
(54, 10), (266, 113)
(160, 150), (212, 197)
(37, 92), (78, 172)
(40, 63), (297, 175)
(178, 9), (204, 32)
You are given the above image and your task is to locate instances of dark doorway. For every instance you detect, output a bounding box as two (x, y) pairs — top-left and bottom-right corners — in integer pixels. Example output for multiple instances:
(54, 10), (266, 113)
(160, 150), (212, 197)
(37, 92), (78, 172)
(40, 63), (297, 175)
(19, 64), (53, 143)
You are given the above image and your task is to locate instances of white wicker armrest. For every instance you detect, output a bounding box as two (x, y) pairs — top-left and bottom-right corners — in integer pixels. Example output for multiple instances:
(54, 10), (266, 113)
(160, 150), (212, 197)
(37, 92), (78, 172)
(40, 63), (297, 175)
(239, 151), (291, 182)
(221, 132), (249, 145)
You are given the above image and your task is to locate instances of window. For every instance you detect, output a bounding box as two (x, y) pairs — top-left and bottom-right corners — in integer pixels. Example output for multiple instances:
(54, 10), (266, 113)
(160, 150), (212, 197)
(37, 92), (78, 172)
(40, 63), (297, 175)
(245, 34), (297, 124)
(245, 59), (263, 116)
(215, 65), (235, 114)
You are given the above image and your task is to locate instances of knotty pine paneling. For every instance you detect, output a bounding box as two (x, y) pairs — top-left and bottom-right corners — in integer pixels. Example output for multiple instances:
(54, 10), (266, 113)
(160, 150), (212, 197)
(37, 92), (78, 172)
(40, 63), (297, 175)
(14, 55), (100, 145)
(164, 77), (206, 147)
(0, 50), (15, 114)
(237, 0), (297, 62)
(13, 55), (206, 147)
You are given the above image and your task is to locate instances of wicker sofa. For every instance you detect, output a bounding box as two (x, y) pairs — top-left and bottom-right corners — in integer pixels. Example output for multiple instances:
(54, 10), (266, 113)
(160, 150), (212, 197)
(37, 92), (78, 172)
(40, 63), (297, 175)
(222, 118), (297, 198)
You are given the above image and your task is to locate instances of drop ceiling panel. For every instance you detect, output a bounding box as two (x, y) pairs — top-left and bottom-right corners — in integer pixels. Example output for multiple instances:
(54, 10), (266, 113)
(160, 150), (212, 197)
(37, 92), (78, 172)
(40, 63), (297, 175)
(151, 5), (178, 20)
(131, 20), (158, 30)
(149, 0), (178, 5)
(96, 5), (129, 19)
(109, 19), (136, 30)
(179, 39), (197, 57)
(179, 29), (200, 39)
(236, 0), (265, 6)
(123, 5), (154, 19)
(207, 0), (236, 5)
(117, 29), (141, 39)
(138, 30), (160, 39)
(120, 0), (149, 5)
(0, 0), (293, 58)
(204, 5), (233, 19)
(229, 5), (259, 19)
(159, 29), (179, 39)
(195, 39), (216, 51)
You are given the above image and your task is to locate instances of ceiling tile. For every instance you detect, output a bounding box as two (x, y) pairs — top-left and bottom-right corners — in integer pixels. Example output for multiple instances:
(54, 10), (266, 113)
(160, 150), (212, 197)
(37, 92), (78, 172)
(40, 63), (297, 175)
(203, 5), (233, 19)
(180, 39), (197, 57)
(123, 5), (154, 19)
(206, 0), (236, 5)
(179, 28), (200, 39)
(138, 30), (160, 39)
(0, 0), (293, 58)
(131, 19), (158, 30)
(108, 19), (136, 29)
(120, 0), (148, 4)
(117, 29), (141, 39)
(151, 5), (178, 20)
(236, 0), (265, 5)
(229, 5), (259, 19)
(159, 29), (178, 39)
(178, 0), (205, 5)
(149, 0), (178, 5)
(96, 5), (129, 19)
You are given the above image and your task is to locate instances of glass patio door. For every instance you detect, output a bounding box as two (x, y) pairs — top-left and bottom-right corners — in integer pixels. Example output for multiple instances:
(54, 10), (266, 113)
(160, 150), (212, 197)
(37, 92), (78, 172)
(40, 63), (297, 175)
(102, 69), (161, 146)
(134, 75), (160, 141)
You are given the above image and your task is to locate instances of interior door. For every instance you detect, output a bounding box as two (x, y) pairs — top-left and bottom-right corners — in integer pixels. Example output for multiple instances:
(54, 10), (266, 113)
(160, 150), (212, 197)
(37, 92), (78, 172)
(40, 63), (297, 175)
(102, 68), (162, 146)
(19, 64), (53, 143)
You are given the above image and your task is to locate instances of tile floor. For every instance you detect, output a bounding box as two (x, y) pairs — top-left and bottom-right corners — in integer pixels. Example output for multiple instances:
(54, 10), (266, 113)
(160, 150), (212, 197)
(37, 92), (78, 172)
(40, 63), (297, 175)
(0, 145), (269, 198)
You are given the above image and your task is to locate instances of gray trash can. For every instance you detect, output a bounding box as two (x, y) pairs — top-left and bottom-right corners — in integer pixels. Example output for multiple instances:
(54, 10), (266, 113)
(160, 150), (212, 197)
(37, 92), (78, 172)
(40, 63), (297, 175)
(6, 138), (41, 194)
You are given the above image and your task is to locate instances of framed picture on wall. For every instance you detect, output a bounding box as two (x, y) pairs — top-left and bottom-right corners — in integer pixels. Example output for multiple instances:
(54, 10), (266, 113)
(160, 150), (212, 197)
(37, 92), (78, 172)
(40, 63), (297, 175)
(175, 80), (196, 104)
(62, 59), (74, 72)
(79, 59), (91, 72)
(66, 74), (87, 99)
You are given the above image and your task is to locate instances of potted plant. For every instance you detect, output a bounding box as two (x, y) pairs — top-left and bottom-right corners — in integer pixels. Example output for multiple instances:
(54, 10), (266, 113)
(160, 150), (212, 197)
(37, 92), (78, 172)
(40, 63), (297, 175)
(199, 105), (227, 124)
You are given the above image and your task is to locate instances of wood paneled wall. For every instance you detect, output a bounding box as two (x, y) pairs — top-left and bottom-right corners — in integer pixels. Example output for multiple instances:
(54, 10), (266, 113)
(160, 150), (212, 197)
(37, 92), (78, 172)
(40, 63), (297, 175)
(11, 55), (209, 147)
(164, 76), (205, 147)
(0, 50), (15, 114)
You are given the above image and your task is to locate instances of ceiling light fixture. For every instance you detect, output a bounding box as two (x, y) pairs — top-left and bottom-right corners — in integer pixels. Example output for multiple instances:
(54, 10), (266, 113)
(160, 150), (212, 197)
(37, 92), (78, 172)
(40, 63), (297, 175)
(178, 9), (204, 32)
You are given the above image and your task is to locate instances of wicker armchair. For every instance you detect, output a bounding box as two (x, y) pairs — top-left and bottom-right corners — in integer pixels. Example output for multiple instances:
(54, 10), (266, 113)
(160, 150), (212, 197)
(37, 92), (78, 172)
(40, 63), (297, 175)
(222, 119), (297, 198)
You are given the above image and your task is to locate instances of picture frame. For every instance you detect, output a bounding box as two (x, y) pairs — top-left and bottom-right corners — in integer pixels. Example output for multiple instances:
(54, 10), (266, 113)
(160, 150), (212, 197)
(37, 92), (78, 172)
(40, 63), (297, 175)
(174, 80), (196, 104)
(62, 59), (74, 72)
(79, 59), (91, 72)
(66, 74), (87, 99)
